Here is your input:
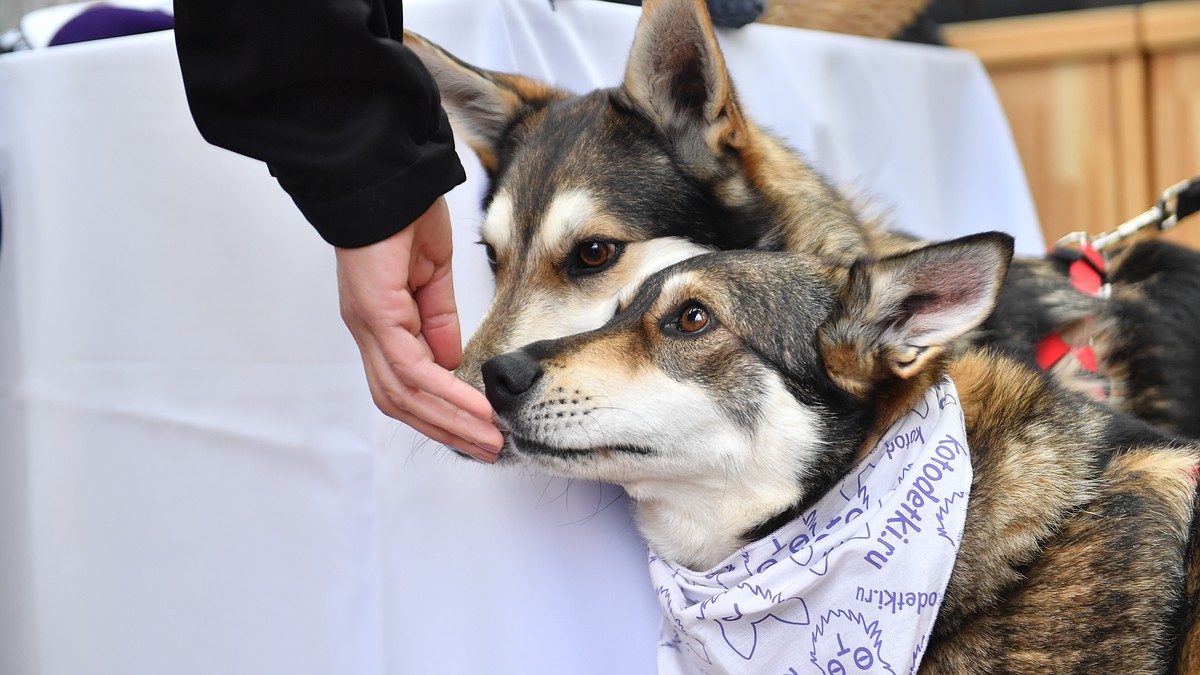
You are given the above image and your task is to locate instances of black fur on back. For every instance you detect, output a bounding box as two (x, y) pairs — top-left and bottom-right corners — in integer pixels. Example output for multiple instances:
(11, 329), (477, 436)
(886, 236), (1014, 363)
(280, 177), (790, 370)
(1105, 239), (1200, 438)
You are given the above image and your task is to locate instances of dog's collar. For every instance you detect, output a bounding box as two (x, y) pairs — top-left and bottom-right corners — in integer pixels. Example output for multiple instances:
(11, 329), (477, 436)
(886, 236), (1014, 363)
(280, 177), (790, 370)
(650, 378), (971, 674)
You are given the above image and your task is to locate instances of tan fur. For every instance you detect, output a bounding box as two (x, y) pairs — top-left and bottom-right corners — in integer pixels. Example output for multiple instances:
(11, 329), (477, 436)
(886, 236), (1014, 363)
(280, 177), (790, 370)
(1180, 526), (1200, 674)
(938, 351), (1106, 634)
(739, 126), (872, 265)
(922, 444), (1195, 673)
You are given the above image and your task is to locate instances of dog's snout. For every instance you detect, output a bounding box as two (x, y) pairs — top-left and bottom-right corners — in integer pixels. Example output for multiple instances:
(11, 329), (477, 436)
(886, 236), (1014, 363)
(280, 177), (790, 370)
(481, 351), (544, 414)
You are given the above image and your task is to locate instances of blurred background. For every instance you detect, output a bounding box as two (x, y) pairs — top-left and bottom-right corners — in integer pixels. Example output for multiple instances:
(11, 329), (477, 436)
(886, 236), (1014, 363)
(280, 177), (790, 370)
(921, 0), (1200, 251)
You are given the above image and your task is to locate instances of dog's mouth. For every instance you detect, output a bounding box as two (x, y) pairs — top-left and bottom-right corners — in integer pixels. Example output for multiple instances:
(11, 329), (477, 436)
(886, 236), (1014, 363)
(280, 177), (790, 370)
(507, 434), (654, 459)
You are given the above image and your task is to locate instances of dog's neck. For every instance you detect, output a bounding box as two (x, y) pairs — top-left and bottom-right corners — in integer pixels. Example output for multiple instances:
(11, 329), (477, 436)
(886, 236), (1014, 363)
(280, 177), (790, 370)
(622, 377), (840, 571)
(740, 126), (915, 264)
(624, 471), (802, 571)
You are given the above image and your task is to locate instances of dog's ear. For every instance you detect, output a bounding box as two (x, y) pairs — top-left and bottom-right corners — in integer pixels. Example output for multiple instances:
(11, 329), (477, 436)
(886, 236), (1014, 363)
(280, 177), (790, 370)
(819, 233), (1014, 398)
(622, 0), (748, 165)
(404, 31), (569, 175)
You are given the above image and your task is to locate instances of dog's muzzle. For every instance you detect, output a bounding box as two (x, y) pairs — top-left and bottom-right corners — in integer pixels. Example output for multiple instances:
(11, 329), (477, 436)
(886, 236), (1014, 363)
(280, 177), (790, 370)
(481, 351), (544, 415)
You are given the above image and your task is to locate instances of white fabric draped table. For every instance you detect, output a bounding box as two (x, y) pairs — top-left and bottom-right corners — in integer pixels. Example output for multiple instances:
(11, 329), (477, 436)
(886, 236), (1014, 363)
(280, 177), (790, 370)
(0, 1), (1042, 673)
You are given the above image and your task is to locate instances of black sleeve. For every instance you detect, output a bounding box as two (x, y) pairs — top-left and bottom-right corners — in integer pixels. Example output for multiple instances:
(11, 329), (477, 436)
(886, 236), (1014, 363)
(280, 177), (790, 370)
(173, 0), (466, 248)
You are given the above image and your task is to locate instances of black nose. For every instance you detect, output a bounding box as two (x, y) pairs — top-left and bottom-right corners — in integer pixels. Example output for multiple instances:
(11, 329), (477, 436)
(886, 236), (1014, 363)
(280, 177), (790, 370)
(481, 351), (544, 415)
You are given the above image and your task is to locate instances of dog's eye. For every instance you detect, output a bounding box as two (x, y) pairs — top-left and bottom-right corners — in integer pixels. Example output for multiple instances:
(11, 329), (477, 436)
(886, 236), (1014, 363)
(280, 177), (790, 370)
(670, 303), (711, 335)
(570, 240), (622, 275)
(680, 305), (709, 333)
(481, 242), (498, 273)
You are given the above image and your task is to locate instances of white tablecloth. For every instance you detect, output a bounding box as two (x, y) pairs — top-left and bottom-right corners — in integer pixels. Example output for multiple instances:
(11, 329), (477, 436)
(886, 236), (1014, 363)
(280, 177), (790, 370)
(0, 1), (1041, 674)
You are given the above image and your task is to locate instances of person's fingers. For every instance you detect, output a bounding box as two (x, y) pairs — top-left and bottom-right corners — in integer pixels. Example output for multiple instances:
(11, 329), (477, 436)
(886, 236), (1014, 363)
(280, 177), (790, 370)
(373, 326), (478, 415)
(392, 408), (498, 463)
(333, 198), (503, 456)
(364, 334), (503, 449)
(396, 356), (498, 425)
(337, 227), (423, 337)
(406, 197), (462, 370)
(344, 292), (500, 453)
(362, 346), (496, 462)
(413, 262), (464, 371)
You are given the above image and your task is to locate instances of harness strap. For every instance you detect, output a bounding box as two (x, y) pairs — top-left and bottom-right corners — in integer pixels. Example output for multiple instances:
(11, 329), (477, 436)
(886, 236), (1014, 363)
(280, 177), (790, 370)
(1067, 240), (1106, 296)
(1034, 331), (1098, 372)
(1034, 175), (1200, 389)
(1036, 240), (1106, 377)
(1034, 332), (1072, 371)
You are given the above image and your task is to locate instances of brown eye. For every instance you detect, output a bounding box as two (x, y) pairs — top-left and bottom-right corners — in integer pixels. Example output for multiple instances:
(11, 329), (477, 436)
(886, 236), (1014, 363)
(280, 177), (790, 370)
(578, 241), (617, 268)
(678, 305), (710, 334)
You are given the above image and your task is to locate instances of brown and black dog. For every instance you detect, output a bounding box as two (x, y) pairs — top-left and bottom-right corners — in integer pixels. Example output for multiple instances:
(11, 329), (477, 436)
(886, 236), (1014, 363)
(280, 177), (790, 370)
(405, 0), (1200, 439)
(481, 235), (1200, 672)
(401, 0), (1200, 668)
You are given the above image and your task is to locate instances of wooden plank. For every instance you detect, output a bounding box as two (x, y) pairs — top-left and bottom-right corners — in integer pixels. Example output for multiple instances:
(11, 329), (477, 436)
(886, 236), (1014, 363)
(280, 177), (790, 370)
(1140, 1), (1200, 53)
(1112, 53), (1152, 221)
(1149, 49), (1200, 249)
(988, 61), (1121, 247)
(943, 6), (1139, 68)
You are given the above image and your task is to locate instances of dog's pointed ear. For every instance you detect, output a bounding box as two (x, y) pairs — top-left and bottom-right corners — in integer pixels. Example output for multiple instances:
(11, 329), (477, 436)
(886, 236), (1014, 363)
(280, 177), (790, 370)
(404, 31), (570, 175)
(819, 233), (1014, 398)
(622, 0), (747, 160)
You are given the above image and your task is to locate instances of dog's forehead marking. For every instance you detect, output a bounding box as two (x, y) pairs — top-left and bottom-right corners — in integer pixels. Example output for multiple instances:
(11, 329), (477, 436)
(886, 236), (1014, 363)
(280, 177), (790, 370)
(503, 288), (614, 350)
(536, 189), (597, 256)
(480, 190), (515, 252)
(616, 237), (714, 310)
(655, 269), (706, 310)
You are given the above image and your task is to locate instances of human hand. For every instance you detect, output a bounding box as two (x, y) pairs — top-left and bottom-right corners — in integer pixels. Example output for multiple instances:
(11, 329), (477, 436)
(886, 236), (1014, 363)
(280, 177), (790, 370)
(335, 196), (502, 462)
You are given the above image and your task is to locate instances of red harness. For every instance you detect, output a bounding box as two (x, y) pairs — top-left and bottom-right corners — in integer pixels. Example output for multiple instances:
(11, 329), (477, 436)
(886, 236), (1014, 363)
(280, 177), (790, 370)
(1033, 240), (1107, 377)
(1032, 176), (1200, 382)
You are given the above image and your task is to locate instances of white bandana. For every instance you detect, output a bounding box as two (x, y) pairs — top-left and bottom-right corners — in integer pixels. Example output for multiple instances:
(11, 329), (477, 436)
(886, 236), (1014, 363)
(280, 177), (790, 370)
(651, 378), (971, 675)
